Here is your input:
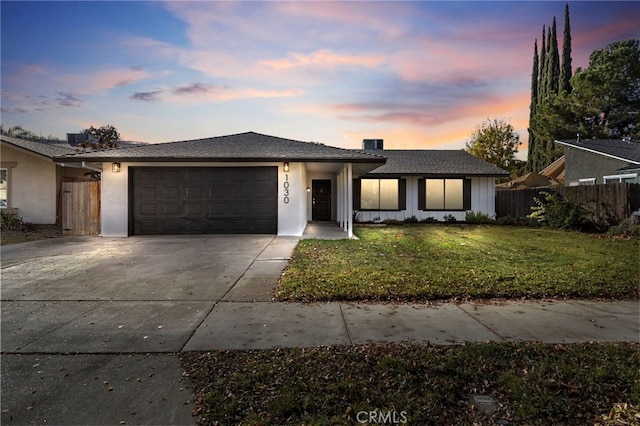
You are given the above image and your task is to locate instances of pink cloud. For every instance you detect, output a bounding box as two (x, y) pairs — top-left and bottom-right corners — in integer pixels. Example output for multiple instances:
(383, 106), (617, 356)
(53, 67), (150, 94)
(260, 49), (385, 70)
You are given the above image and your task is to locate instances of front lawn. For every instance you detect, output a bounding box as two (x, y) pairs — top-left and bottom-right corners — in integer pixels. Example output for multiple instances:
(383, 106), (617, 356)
(182, 342), (640, 425)
(278, 225), (639, 302)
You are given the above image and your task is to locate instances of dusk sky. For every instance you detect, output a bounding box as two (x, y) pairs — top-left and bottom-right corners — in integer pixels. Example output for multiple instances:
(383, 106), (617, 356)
(1, 1), (638, 158)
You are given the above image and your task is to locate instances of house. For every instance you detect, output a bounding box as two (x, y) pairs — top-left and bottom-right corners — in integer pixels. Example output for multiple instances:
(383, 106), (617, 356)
(355, 143), (508, 222)
(52, 132), (507, 237)
(554, 137), (640, 186)
(0, 135), (91, 223)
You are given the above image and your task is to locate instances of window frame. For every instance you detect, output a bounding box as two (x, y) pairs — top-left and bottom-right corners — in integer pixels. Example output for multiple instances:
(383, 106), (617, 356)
(418, 178), (471, 212)
(578, 178), (596, 186)
(0, 167), (9, 208)
(353, 178), (406, 211)
(603, 173), (638, 184)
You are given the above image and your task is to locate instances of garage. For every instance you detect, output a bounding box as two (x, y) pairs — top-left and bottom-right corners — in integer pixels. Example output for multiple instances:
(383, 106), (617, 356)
(131, 166), (278, 235)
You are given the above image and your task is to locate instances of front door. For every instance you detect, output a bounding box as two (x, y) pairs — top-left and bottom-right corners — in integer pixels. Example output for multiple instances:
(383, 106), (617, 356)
(312, 180), (331, 221)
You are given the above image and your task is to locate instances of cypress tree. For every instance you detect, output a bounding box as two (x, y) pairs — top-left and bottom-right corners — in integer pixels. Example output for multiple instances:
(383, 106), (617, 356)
(559, 3), (572, 94)
(546, 17), (560, 98)
(527, 39), (539, 172)
(538, 25), (547, 101)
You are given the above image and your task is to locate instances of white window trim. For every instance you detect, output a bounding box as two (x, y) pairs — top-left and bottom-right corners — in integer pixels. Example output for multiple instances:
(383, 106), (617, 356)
(603, 173), (638, 183)
(0, 167), (8, 209)
(578, 178), (596, 185)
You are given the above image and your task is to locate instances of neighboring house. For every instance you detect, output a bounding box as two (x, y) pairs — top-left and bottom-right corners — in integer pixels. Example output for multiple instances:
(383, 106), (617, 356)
(52, 132), (507, 237)
(554, 138), (640, 186)
(355, 146), (508, 222)
(495, 156), (565, 191)
(0, 135), (90, 223)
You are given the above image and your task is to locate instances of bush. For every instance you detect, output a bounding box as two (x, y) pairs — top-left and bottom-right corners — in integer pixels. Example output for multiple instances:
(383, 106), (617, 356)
(404, 215), (419, 223)
(529, 191), (621, 233)
(421, 217), (438, 224)
(443, 214), (457, 223)
(465, 211), (495, 224)
(0, 212), (31, 231)
(608, 215), (640, 238)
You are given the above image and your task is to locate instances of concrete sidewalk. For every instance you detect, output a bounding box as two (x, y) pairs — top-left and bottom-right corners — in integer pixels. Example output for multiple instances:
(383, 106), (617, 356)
(183, 299), (639, 351)
(2, 234), (639, 425)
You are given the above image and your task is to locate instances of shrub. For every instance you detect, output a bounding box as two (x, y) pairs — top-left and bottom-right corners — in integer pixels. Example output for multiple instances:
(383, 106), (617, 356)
(529, 191), (621, 233)
(404, 215), (419, 223)
(0, 212), (30, 231)
(421, 217), (438, 224)
(443, 214), (457, 223)
(529, 191), (589, 230)
(465, 211), (495, 224)
(608, 215), (640, 238)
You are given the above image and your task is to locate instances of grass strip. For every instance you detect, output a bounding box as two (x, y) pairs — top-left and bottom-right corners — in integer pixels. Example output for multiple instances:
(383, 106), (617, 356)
(182, 342), (639, 425)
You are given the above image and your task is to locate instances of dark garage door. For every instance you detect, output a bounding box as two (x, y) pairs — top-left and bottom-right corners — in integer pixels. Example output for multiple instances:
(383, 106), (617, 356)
(131, 167), (278, 234)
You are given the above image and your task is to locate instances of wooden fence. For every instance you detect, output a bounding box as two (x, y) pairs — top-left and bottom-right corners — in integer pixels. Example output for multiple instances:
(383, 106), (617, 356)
(60, 178), (101, 236)
(495, 183), (640, 219)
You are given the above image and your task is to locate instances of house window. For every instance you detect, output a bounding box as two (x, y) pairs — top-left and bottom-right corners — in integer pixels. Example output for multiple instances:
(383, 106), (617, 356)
(360, 179), (399, 210)
(419, 178), (471, 211)
(603, 173), (639, 184)
(426, 179), (464, 210)
(0, 168), (7, 208)
(353, 178), (407, 211)
(578, 178), (596, 186)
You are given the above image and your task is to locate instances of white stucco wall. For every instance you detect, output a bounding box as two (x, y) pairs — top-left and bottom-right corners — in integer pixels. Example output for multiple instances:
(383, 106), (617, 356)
(1, 144), (57, 223)
(278, 161), (308, 236)
(356, 176), (496, 223)
(100, 161), (309, 237)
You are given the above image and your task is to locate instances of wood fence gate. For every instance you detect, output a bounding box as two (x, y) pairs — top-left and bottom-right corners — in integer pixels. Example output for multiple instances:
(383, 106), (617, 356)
(60, 178), (100, 236)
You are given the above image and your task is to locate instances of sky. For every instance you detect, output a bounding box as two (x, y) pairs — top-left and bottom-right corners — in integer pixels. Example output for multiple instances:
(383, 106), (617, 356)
(1, 1), (639, 158)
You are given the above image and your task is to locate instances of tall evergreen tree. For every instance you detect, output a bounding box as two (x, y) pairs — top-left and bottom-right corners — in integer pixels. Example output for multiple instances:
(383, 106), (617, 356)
(527, 39), (539, 172)
(559, 3), (572, 94)
(546, 17), (560, 98)
(538, 25), (548, 101)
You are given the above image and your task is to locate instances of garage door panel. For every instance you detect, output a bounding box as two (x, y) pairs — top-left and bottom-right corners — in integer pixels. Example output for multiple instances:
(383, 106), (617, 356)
(162, 170), (180, 181)
(140, 203), (157, 215)
(162, 203), (181, 215)
(185, 203), (203, 216)
(132, 167), (277, 235)
(162, 187), (179, 198)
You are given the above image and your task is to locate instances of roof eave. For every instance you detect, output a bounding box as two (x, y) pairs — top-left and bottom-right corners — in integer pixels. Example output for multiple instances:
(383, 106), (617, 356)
(1, 140), (57, 161)
(554, 139), (640, 164)
(362, 172), (509, 178)
(52, 156), (386, 164)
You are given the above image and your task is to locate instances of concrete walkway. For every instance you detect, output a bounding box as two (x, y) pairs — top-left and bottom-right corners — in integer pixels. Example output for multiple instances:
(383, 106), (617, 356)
(1, 232), (639, 425)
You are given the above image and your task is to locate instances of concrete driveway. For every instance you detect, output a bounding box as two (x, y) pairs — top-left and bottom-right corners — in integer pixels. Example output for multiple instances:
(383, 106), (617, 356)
(2, 235), (297, 353)
(1, 234), (298, 425)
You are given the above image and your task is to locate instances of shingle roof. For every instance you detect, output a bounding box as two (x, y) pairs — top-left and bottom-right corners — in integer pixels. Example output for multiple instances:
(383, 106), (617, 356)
(555, 138), (640, 164)
(1, 135), (76, 158)
(361, 150), (509, 177)
(53, 131), (386, 163)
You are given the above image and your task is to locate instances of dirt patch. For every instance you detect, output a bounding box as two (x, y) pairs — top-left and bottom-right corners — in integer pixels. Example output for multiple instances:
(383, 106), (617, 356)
(0, 224), (63, 246)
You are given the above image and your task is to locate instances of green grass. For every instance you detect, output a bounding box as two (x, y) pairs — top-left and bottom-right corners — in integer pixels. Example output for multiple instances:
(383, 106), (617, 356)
(278, 225), (639, 302)
(182, 342), (640, 425)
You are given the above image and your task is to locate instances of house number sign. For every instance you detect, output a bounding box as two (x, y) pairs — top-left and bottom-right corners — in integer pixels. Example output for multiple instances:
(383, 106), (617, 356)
(283, 173), (290, 204)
